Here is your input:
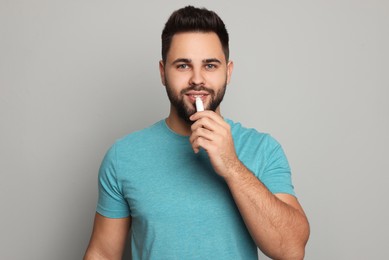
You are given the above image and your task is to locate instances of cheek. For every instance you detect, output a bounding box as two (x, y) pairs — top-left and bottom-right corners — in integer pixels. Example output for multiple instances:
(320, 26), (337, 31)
(167, 71), (189, 87)
(208, 72), (227, 86)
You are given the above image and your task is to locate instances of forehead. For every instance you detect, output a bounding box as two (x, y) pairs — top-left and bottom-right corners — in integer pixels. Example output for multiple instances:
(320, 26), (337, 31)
(167, 32), (226, 62)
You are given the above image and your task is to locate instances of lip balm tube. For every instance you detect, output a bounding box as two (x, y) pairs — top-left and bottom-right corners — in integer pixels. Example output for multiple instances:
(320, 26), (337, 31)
(195, 97), (204, 112)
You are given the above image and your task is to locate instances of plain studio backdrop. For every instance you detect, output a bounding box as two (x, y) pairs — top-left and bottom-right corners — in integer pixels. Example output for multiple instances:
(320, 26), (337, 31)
(1, 1), (388, 259)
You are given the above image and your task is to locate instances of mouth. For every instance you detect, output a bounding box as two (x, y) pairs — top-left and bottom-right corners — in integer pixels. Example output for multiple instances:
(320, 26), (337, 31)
(185, 91), (209, 103)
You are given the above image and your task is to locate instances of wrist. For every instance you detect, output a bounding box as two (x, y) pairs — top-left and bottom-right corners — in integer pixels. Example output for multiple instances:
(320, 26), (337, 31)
(222, 159), (248, 183)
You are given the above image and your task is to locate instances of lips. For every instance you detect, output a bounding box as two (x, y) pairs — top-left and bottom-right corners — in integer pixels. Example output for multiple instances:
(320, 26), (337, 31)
(185, 91), (209, 103)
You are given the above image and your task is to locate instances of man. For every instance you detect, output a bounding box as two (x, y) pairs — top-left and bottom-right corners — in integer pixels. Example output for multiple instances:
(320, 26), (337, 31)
(84, 6), (309, 260)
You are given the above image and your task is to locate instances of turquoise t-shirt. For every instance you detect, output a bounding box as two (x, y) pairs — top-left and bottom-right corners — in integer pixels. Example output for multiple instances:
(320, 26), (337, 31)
(97, 119), (295, 259)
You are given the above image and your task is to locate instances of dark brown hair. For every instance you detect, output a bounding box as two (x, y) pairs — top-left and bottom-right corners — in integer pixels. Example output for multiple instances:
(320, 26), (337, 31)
(161, 6), (229, 63)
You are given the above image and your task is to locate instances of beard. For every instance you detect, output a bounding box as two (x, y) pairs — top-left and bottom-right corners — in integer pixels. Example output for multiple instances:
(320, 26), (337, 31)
(164, 79), (227, 124)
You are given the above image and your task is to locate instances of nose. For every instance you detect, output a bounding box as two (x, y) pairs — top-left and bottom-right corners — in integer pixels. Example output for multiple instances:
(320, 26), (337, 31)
(189, 67), (205, 86)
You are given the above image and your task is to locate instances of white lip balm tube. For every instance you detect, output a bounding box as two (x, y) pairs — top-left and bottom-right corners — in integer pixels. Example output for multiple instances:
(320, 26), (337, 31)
(195, 96), (204, 112)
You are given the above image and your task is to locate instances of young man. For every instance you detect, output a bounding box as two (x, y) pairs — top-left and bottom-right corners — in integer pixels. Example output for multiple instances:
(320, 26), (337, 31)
(84, 6), (309, 260)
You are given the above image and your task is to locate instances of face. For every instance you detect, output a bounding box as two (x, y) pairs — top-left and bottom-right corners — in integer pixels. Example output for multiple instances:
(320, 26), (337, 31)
(160, 32), (233, 123)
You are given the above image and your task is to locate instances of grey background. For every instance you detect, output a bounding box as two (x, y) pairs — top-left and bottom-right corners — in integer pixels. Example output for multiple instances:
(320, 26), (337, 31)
(1, 0), (388, 259)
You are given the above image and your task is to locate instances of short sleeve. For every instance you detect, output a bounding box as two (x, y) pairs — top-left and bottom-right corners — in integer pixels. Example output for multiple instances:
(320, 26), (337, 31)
(261, 136), (296, 196)
(96, 144), (130, 218)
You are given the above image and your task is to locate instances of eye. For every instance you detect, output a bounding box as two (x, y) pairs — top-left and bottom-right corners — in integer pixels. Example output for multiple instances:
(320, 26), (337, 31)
(205, 64), (217, 70)
(177, 64), (190, 70)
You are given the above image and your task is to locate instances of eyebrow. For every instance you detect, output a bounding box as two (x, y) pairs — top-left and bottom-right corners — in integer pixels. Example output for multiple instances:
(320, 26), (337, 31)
(172, 58), (191, 64)
(171, 58), (222, 64)
(203, 58), (222, 64)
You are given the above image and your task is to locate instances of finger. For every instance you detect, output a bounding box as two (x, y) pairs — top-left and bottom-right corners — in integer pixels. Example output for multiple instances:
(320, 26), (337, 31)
(190, 127), (214, 153)
(190, 111), (227, 127)
(190, 127), (228, 155)
(191, 115), (229, 135)
(191, 116), (220, 133)
(189, 127), (214, 144)
(192, 136), (215, 154)
(191, 111), (230, 133)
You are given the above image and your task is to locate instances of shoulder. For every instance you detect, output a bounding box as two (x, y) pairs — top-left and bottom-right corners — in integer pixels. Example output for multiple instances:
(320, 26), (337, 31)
(226, 118), (280, 148)
(102, 120), (165, 162)
(114, 120), (164, 147)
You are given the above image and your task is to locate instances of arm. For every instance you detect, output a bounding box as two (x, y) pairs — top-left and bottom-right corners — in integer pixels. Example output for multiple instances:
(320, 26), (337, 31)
(84, 213), (131, 260)
(224, 164), (309, 259)
(189, 111), (310, 260)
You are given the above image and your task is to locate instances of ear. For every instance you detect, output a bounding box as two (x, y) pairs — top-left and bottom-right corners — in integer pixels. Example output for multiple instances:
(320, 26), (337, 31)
(159, 60), (166, 86)
(226, 60), (234, 84)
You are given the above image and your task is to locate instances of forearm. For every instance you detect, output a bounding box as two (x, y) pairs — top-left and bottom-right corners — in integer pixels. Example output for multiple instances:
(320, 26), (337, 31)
(224, 162), (310, 260)
(84, 245), (124, 260)
(84, 249), (115, 260)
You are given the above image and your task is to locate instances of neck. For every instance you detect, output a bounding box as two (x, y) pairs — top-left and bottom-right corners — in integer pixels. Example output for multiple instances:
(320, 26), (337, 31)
(165, 105), (221, 136)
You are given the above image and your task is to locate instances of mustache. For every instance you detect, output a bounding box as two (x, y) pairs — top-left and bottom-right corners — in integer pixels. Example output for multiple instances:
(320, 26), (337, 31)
(181, 85), (215, 95)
